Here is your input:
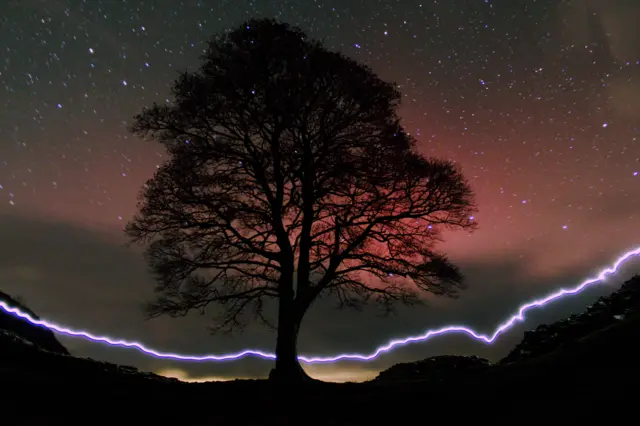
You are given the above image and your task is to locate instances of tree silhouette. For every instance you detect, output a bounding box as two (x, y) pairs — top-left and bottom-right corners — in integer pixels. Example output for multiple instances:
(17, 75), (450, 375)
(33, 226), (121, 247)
(126, 18), (477, 383)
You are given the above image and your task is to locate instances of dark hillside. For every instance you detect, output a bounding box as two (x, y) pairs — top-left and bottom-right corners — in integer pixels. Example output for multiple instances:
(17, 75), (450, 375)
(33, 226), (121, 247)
(500, 274), (640, 364)
(0, 291), (69, 355)
(373, 354), (493, 383)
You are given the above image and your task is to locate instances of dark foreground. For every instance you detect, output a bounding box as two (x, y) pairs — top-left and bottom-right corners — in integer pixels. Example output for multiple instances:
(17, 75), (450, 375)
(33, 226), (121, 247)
(2, 276), (640, 424)
(2, 313), (639, 424)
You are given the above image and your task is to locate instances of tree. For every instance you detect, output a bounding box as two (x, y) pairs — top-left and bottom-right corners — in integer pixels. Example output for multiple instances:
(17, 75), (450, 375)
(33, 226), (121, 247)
(126, 18), (477, 383)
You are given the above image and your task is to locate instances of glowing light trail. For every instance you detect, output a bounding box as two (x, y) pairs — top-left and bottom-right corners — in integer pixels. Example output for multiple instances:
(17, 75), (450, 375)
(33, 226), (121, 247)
(1, 247), (638, 363)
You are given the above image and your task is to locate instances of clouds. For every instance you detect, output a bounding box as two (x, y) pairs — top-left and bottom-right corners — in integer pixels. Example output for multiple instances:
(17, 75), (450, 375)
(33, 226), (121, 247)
(587, 0), (640, 62)
(2, 210), (634, 382)
(0, 212), (152, 331)
(558, 0), (640, 118)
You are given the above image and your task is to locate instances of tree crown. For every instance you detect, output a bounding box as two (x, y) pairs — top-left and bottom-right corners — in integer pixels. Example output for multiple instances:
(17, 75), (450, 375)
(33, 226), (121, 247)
(126, 18), (477, 332)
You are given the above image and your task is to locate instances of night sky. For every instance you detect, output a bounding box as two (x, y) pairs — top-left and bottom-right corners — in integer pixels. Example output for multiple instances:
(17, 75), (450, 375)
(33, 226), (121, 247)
(1, 0), (639, 383)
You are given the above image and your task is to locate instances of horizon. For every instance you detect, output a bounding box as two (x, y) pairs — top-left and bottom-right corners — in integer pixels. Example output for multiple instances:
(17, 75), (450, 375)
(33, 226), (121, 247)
(1, 247), (638, 383)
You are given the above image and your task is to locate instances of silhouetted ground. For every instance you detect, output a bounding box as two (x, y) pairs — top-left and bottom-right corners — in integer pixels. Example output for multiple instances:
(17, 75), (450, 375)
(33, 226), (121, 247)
(0, 291), (69, 355)
(500, 274), (640, 364)
(2, 276), (639, 424)
(372, 354), (493, 383)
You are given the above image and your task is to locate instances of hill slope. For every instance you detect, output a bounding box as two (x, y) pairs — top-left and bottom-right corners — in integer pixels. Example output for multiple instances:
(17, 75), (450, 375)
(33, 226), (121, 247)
(500, 274), (640, 364)
(0, 291), (69, 355)
(373, 354), (492, 383)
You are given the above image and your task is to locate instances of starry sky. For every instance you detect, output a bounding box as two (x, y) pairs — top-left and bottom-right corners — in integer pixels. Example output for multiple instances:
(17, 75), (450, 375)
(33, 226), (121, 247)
(1, 0), (639, 383)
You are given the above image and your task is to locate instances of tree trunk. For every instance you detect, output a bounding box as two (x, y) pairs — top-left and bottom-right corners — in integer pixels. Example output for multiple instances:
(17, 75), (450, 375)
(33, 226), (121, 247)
(269, 289), (312, 383)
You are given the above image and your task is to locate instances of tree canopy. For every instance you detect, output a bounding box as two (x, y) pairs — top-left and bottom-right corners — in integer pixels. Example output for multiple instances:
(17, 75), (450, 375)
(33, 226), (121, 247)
(126, 18), (477, 382)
